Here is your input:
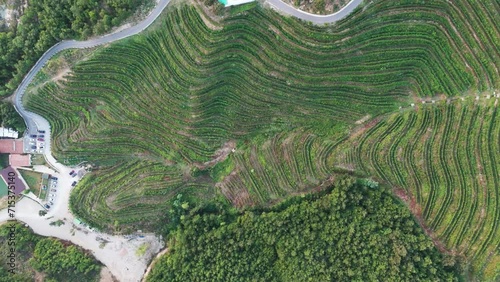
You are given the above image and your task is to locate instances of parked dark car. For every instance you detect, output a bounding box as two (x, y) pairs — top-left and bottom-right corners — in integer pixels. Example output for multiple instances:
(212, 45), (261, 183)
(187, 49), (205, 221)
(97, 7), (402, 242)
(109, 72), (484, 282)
(51, 177), (58, 180)
(31, 145), (36, 149)
(30, 134), (37, 138)
(69, 170), (75, 175)
(44, 204), (50, 209)
(38, 130), (46, 133)
(38, 135), (44, 138)
(71, 181), (77, 187)
(37, 138), (44, 141)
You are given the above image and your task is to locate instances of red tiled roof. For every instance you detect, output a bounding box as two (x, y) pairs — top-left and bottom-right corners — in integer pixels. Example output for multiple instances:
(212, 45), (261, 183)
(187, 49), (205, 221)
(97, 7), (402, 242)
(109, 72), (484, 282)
(9, 154), (31, 167)
(0, 139), (24, 154)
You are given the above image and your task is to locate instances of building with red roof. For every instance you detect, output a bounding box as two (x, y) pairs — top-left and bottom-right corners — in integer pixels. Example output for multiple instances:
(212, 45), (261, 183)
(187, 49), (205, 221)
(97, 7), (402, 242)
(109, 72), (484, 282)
(0, 139), (24, 154)
(9, 154), (31, 167)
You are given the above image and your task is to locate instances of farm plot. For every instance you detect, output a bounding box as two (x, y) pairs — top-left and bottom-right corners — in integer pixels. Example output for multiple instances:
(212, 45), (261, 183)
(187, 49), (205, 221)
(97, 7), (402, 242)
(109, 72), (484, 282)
(69, 159), (217, 233)
(24, 0), (499, 245)
(218, 129), (347, 207)
(333, 99), (500, 280)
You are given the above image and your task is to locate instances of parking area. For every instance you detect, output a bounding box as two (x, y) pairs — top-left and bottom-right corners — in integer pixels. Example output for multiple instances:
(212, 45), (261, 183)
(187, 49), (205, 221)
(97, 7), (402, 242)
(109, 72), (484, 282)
(42, 176), (58, 210)
(41, 167), (85, 211)
(24, 130), (46, 154)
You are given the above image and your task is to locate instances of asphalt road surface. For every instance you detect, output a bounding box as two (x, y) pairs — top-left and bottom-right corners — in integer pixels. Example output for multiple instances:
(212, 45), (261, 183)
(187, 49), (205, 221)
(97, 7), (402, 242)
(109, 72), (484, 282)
(266, 0), (364, 25)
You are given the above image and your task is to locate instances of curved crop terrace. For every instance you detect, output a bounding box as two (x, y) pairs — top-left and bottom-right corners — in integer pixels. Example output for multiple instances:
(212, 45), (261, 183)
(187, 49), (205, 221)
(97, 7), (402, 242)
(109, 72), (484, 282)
(24, 1), (499, 279)
(333, 99), (500, 278)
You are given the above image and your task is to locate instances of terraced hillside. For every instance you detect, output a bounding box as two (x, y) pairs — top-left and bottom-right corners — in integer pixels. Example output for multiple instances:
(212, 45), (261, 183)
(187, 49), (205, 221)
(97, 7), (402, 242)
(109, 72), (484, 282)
(332, 99), (500, 278)
(23, 0), (499, 277)
(217, 129), (347, 207)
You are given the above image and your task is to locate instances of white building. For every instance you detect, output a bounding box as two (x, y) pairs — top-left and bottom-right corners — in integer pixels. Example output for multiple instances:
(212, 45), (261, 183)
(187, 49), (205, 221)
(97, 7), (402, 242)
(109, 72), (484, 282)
(0, 127), (19, 138)
(218, 0), (255, 7)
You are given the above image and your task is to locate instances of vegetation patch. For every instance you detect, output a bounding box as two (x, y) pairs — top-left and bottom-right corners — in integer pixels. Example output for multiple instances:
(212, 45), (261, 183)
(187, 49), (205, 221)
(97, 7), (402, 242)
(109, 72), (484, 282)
(0, 222), (101, 281)
(0, 102), (25, 135)
(18, 169), (43, 197)
(23, 0), (499, 279)
(147, 178), (459, 281)
(0, 154), (8, 169)
(333, 99), (500, 279)
(136, 243), (150, 257)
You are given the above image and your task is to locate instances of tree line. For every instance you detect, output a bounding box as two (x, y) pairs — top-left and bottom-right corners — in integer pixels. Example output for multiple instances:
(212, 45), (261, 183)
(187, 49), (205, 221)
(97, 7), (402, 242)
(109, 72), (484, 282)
(0, 0), (146, 96)
(148, 177), (460, 281)
(0, 101), (25, 134)
(0, 222), (101, 281)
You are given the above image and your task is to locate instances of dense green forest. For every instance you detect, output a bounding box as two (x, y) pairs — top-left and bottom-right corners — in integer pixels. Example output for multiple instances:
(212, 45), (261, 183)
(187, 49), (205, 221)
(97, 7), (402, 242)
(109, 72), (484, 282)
(148, 177), (459, 281)
(0, 222), (101, 281)
(0, 0), (148, 96)
(0, 101), (25, 134)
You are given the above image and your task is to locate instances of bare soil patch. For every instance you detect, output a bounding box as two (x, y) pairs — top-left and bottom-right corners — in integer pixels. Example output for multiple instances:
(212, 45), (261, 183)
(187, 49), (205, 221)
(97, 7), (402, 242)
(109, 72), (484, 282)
(99, 267), (118, 282)
(51, 67), (72, 84)
(355, 114), (371, 125)
(194, 140), (236, 169)
(348, 116), (381, 142)
(34, 270), (46, 282)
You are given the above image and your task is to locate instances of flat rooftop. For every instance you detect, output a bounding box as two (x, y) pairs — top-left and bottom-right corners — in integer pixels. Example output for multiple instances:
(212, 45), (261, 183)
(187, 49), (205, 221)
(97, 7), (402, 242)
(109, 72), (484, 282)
(0, 139), (24, 154)
(218, 0), (255, 7)
(9, 154), (31, 167)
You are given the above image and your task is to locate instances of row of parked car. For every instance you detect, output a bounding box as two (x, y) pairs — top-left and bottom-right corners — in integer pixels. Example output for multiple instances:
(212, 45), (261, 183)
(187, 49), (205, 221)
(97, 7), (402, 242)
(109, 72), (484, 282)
(70, 170), (78, 187)
(44, 176), (58, 209)
(44, 172), (80, 210)
(29, 130), (46, 153)
(30, 130), (46, 140)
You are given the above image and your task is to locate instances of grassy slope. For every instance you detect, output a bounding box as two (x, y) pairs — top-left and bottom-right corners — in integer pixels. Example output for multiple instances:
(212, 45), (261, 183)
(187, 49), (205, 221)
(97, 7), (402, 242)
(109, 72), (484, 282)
(18, 169), (43, 197)
(23, 0), (499, 279)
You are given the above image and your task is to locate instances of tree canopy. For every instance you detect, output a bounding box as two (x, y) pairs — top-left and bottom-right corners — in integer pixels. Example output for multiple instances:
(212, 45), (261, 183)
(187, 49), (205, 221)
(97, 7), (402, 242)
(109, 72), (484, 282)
(30, 238), (99, 278)
(0, 101), (25, 134)
(0, 0), (146, 96)
(148, 178), (459, 281)
(0, 222), (101, 281)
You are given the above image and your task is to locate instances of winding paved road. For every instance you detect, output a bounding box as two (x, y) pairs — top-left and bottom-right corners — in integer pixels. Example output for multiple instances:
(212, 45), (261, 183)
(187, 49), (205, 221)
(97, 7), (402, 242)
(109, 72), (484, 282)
(12, 2), (365, 151)
(4, 0), (364, 281)
(13, 0), (171, 146)
(266, 0), (364, 24)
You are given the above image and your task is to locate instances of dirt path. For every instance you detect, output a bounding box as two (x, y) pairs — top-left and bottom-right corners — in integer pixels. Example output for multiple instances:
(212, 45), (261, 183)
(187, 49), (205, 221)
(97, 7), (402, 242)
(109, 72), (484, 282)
(141, 248), (169, 282)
